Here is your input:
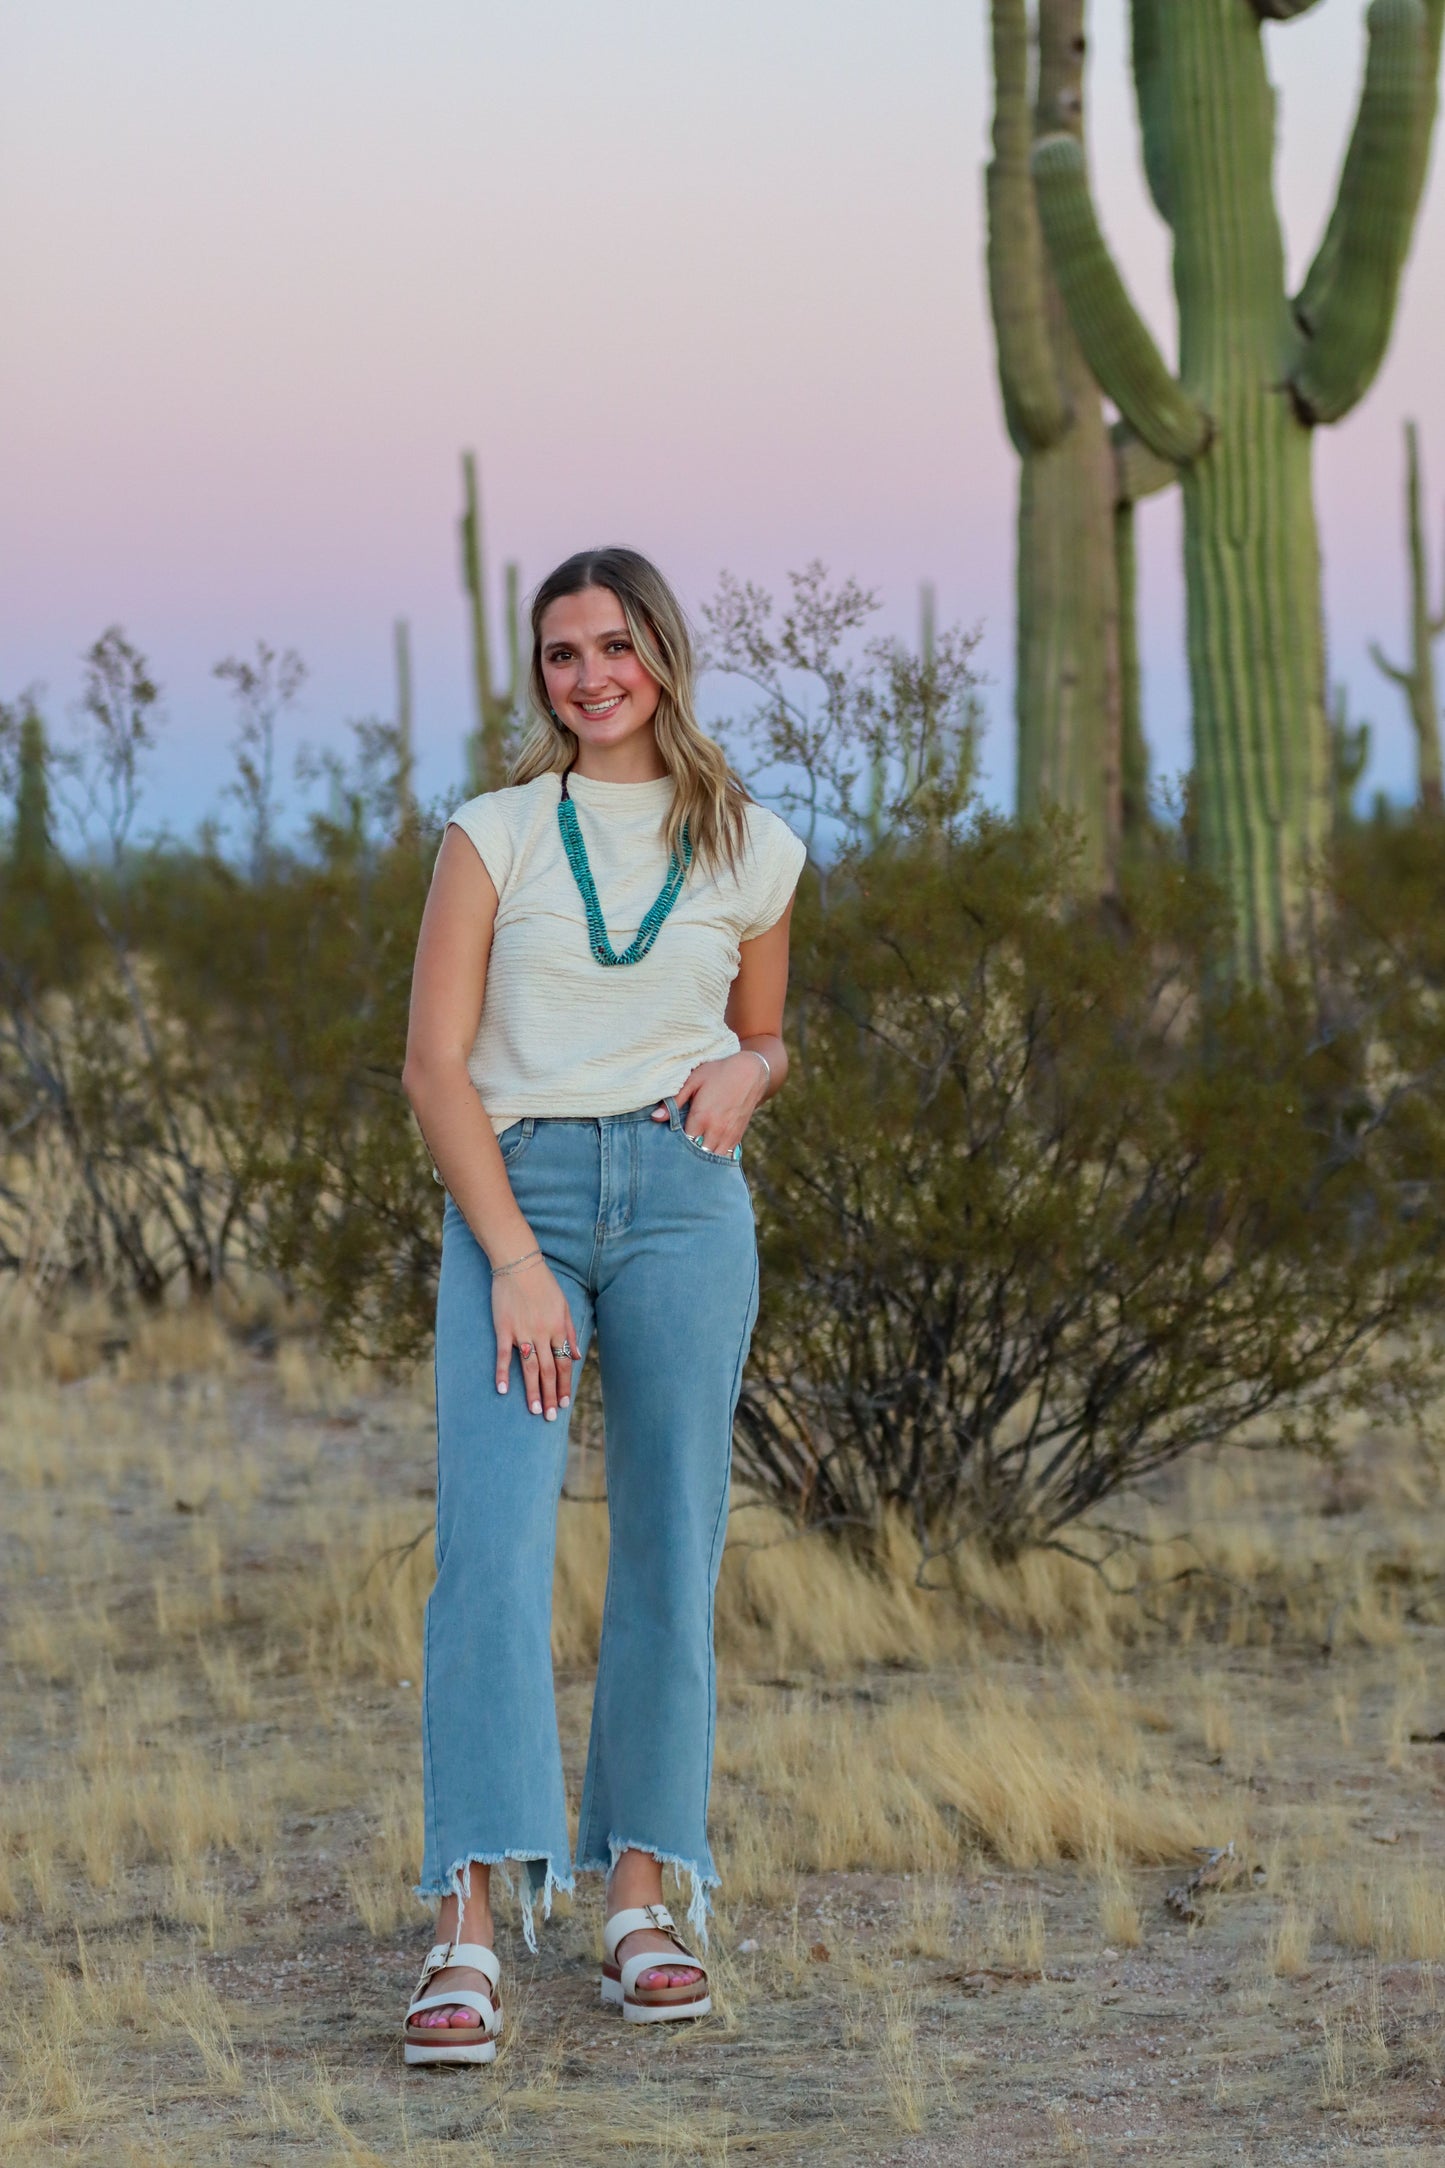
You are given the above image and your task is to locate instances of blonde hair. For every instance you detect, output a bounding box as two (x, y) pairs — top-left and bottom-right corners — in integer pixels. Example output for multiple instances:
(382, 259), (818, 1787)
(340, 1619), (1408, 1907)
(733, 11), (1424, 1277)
(510, 546), (749, 876)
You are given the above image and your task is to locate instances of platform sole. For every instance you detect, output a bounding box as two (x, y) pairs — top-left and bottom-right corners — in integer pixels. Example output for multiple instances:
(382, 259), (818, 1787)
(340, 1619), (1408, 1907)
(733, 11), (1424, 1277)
(404, 2036), (498, 2065)
(600, 1975), (711, 2023)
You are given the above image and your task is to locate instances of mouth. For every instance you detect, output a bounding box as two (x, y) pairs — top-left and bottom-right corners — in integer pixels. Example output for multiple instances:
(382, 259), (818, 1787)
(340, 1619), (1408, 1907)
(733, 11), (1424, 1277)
(574, 696), (625, 721)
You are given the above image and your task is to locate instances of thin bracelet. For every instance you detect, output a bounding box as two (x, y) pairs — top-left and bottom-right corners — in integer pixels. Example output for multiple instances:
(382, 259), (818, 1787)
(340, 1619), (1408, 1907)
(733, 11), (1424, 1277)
(491, 1245), (542, 1279)
(744, 1048), (772, 1093)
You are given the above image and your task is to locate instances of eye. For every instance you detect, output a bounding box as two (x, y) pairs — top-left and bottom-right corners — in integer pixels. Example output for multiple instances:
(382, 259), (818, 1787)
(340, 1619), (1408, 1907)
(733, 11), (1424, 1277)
(546, 646), (572, 663)
(606, 639), (632, 654)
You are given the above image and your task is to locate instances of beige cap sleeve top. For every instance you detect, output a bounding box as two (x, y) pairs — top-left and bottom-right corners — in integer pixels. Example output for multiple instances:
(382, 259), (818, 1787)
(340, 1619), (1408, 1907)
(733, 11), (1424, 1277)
(445, 770), (808, 1134)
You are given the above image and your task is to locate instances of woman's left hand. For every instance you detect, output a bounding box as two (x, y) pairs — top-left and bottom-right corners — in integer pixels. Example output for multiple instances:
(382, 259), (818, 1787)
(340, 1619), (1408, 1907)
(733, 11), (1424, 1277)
(652, 1051), (768, 1157)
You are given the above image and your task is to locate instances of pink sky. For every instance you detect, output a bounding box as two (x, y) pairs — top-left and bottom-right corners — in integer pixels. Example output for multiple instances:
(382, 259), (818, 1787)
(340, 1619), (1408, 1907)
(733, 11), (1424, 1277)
(3, 0), (1442, 830)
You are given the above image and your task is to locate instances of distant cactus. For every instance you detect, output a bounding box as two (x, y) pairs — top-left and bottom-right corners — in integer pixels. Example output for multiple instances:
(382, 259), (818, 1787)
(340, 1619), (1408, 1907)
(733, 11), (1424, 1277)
(866, 582), (939, 842)
(459, 452), (523, 792)
(1370, 420), (1444, 814)
(988, 0), (1168, 894)
(13, 704), (50, 873)
(1328, 682), (1373, 834)
(393, 616), (418, 828)
(1031, 0), (1444, 974)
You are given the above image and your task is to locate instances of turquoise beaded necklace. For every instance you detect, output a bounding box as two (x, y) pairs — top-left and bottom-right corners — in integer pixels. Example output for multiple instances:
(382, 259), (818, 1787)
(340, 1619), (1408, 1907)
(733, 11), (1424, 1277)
(556, 765), (692, 967)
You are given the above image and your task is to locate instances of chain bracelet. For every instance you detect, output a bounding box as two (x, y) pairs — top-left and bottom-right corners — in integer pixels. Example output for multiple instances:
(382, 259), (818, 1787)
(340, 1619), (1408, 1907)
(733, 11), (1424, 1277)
(491, 1246), (542, 1279)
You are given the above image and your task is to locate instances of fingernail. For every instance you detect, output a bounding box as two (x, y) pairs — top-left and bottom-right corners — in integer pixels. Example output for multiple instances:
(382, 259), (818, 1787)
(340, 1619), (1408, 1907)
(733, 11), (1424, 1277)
(497, 1381), (507, 1394)
(531, 1400), (542, 1414)
(546, 1408), (557, 1422)
(560, 1396), (571, 1409)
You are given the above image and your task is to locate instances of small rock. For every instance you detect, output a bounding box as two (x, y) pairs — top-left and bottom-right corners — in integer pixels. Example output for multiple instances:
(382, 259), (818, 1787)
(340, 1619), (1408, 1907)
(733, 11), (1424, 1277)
(1371, 1828), (1400, 1845)
(810, 1942), (830, 1961)
(738, 1938), (759, 1954)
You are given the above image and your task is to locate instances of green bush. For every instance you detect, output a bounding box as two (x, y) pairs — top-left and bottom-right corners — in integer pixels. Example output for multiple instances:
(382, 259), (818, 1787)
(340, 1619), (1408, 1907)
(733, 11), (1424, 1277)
(739, 816), (1445, 1561)
(5, 602), (1445, 1566)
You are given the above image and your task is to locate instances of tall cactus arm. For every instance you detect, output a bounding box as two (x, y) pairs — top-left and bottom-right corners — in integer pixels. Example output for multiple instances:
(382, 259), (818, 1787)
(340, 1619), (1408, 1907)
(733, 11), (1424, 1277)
(1405, 419), (1445, 636)
(1112, 421), (1177, 507)
(1410, 419), (1445, 638)
(1369, 640), (1412, 687)
(1290, 0), (1432, 426)
(1291, 0), (1438, 342)
(1130, 0), (1174, 226)
(987, 0), (1069, 451)
(1031, 135), (1212, 466)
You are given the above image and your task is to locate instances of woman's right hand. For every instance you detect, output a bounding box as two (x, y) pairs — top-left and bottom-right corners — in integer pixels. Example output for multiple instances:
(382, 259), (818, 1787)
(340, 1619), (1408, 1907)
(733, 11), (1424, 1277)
(492, 1257), (578, 1419)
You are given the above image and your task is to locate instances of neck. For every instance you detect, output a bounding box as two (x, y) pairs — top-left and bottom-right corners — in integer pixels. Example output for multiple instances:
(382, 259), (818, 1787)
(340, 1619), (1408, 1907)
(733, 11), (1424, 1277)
(570, 727), (669, 784)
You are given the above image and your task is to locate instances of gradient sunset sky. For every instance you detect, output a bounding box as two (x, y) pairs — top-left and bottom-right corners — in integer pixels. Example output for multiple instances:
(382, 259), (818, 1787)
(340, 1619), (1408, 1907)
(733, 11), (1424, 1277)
(3, 0), (1443, 832)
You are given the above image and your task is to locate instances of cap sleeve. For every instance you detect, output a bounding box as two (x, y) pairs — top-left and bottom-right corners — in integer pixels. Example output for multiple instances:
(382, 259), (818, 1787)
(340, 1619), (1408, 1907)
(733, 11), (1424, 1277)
(739, 811), (807, 942)
(446, 792), (516, 899)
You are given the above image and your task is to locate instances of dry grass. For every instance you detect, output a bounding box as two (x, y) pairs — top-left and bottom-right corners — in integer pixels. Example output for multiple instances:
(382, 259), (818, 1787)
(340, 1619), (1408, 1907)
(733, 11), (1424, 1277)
(3, 1299), (1445, 2162)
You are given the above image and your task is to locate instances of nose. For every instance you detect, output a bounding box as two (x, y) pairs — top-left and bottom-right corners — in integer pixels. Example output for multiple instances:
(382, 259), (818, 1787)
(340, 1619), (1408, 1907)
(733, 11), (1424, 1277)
(573, 654), (613, 697)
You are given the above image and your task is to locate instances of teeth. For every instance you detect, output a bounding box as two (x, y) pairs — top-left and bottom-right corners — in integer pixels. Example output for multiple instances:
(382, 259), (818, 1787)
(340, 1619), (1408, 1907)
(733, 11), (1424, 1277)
(580, 699), (621, 715)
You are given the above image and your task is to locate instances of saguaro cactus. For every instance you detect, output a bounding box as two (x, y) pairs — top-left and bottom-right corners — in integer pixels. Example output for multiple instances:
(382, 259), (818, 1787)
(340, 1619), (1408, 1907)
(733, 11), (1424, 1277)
(1370, 419), (1444, 813)
(459, 452), (523, 793)
(988, 0), (1137, 891)
(1031, 0), (1444, 974)
(14, 705), (50, 872)
(393, 616), (418, 830)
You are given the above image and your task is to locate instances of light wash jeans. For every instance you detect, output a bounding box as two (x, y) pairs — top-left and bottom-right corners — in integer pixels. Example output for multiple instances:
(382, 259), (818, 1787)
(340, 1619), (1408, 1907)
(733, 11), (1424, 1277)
(416, 1097), (759, 1950)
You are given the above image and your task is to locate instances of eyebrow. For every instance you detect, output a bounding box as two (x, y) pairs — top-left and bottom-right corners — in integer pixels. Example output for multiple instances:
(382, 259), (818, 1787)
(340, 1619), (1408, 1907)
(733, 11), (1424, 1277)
(544, 628), (631, 649)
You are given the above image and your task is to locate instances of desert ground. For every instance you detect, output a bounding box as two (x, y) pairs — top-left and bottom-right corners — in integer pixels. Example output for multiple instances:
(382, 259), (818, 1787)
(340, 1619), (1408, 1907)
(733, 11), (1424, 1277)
(2, 1300), (1444, 2165)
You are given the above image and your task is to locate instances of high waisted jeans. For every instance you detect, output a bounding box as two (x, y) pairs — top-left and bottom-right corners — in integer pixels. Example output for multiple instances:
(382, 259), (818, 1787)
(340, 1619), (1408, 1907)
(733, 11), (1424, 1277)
(417, 1097), (759, 1950)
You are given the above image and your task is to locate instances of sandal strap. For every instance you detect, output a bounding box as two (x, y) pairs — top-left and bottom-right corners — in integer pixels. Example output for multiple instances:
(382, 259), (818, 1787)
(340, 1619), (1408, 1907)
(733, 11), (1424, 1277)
(415, 1940), (501, 1992)
(619, 1945), (707, 1999)
(406, 1987), (498, 2032)
(604, 1904), (679, 1964)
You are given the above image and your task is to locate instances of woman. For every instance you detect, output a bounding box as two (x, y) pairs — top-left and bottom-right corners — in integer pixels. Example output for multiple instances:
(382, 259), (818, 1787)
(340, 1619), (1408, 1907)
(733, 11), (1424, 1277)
(399, 547), (805, 2063)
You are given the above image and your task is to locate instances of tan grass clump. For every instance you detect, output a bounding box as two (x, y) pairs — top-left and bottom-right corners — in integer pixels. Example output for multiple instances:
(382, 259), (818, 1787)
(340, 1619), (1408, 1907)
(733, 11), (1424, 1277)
(1268, 1903), (1315, 1977)
(1329, 1867), (1445, 1963)
(1096, 1869), (1144, 1949)
(713, 1668), (1203, 1903)
(346, 1773), (425, 1935)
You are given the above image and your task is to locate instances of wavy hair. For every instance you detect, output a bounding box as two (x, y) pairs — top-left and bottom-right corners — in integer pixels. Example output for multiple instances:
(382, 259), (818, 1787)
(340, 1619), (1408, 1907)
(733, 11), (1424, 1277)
(509, 546), (749, 876)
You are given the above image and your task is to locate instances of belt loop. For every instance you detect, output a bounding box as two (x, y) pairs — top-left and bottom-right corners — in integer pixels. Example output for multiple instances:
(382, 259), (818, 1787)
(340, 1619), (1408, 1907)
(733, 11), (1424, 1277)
(662, 1094), (682, 1132)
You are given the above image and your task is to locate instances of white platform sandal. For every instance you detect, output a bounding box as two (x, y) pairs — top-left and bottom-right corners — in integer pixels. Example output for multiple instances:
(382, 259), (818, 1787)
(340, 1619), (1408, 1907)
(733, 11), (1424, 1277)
(403, 1940), (503, 2066)
(601, 1902), (711, 2023)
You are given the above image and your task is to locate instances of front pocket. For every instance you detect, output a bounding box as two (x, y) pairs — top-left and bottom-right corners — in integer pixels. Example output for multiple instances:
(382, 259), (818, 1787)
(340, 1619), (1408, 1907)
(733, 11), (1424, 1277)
(682, 1130), (741, 1167)
(498, 1120), (535, 1167)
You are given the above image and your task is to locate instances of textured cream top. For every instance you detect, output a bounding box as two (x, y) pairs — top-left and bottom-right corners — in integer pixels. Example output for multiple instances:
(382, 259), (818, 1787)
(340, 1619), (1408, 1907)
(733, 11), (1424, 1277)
(447, 770), (807, 1133)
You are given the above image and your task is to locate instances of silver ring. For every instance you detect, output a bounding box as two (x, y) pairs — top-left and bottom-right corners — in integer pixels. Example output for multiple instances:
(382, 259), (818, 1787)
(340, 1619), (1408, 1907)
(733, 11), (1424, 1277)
(551, 1340), (572, 1358)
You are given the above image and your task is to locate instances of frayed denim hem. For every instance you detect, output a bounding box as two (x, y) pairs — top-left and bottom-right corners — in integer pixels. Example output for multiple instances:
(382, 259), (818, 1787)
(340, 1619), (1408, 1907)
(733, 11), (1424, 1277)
(573, 1834), (718, 1950)
(413, 1849), (573, 1956)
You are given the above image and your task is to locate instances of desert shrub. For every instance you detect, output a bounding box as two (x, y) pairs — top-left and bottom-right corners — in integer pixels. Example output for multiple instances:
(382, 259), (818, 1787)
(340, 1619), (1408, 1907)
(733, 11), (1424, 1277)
(0, 636), (432, 1315)
(5, 602), (1445, 1571)
(706, 574), (1445, 1561)
(736, 816), (1445, 1562)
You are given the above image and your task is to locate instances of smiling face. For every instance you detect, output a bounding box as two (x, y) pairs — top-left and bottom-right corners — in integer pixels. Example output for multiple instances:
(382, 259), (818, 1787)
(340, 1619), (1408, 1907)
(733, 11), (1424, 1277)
(538, 585), (665, 774)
